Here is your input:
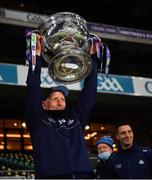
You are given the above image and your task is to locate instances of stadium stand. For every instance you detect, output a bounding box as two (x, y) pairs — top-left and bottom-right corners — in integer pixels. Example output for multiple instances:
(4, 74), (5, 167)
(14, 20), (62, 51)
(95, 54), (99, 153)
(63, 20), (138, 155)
(0, 152), (35, 178)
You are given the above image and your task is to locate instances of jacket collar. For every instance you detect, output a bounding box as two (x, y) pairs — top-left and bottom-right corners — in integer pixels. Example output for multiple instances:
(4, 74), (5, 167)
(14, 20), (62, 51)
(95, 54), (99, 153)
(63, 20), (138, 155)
(118, 143), (138, 152)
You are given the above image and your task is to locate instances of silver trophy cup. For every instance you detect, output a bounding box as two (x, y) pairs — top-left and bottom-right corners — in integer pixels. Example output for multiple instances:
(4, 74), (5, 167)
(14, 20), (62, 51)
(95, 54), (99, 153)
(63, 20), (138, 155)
(38, 12), (92, 84)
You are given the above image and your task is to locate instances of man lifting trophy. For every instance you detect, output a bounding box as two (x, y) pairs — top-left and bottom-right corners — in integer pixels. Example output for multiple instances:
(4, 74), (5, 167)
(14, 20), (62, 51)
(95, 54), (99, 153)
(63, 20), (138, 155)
(25, 12), (110, 179)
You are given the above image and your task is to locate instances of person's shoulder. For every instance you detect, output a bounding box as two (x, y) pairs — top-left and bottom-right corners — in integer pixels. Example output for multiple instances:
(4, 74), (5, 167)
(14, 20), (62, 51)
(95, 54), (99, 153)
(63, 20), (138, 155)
(104, 152), (119, 169)
(136, 144), (152, 154)
(107, 151), (119, 162)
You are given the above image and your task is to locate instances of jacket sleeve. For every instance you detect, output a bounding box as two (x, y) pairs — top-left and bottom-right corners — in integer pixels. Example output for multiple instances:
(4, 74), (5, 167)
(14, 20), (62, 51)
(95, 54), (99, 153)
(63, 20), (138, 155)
(25, 55), (43, 130)
(148, 148), (152, 177)
(74, 54), (98, 128)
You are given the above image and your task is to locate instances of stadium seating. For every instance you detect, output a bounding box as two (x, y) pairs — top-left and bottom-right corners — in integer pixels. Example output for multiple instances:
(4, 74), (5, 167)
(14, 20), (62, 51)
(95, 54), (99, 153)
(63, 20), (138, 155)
(0, 152), (35, 178)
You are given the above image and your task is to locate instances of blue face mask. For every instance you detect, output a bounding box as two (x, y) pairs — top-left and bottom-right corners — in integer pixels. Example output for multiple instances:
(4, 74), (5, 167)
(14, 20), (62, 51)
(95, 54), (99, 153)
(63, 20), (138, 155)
(98, 152), (111, 160)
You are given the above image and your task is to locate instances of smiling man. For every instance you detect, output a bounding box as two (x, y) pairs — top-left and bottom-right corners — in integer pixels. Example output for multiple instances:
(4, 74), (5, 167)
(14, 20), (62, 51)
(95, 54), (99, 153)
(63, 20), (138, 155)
(104, 121), (152, 179)
(116, 123), (134, 150)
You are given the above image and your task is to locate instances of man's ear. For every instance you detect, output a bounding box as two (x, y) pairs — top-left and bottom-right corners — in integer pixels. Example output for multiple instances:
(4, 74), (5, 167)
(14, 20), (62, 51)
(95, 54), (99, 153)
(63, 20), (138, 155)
(42, 100), (47, 110)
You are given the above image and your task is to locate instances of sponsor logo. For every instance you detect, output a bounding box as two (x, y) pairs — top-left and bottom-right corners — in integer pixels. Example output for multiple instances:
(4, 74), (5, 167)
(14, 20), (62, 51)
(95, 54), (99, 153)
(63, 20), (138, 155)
(115, 163), (122, 169)
(139, 160), (145, 165)
(41, 69), (55, 85)
(98, 76), (124, 92)
(26, 14), (44, 24)
(142, 149), (148, 152)
(42, 117), (78, 130)
(145, 81), (152, 94)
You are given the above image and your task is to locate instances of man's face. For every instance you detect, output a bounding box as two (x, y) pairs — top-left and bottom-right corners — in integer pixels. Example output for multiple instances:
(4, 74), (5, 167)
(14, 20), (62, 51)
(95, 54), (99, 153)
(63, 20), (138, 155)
(116, 124), (134, 149)
(97, 143), (113, 154)
(42, 91), (66, 110)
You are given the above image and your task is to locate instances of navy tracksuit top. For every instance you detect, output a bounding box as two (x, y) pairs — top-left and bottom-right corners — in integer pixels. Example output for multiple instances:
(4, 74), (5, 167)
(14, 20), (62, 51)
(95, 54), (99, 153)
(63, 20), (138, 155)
(105, 143), (152, 179)
(25, 55), (98, 178)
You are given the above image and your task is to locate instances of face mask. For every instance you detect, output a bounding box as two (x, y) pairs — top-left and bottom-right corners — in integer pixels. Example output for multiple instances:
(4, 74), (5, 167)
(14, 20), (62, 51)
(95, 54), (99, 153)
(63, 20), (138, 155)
(98, 151), (111, 160)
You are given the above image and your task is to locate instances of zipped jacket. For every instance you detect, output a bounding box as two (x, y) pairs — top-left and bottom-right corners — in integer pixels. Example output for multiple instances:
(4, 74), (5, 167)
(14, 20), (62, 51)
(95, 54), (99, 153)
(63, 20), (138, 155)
(25, 55), (98, 178)
(105, 143), (152, 179)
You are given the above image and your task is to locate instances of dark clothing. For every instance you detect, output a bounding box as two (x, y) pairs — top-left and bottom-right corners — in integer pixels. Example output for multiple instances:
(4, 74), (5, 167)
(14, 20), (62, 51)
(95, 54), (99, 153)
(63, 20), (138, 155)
(95, 153), (114, 179)
(105, 143), (152, 179)
(25, 55), (97, 178)
(95, 159), (106, 179)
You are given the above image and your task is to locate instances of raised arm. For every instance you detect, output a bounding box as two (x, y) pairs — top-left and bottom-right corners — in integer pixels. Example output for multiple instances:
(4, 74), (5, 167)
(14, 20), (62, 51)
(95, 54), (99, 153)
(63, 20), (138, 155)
(75, 54), (98, 127)
(25, 35), (43, 129)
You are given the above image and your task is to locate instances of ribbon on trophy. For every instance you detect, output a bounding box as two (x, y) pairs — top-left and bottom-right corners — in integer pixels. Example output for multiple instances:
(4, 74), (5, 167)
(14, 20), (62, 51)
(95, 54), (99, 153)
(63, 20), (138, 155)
(25, 29), (37, 72)
(89, 33), (111, 78)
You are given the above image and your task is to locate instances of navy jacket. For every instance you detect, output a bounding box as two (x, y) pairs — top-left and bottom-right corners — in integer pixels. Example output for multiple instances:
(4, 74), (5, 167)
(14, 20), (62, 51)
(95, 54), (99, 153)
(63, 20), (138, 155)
(105, 143), (152, 179)
(25, 55), (97, 178)
(95, 152), (115, 179)
(95, 159), (107, 179)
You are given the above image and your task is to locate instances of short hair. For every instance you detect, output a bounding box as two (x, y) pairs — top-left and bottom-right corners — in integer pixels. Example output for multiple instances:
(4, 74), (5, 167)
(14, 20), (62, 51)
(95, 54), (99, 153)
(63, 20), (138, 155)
(115, 120), (133, 133)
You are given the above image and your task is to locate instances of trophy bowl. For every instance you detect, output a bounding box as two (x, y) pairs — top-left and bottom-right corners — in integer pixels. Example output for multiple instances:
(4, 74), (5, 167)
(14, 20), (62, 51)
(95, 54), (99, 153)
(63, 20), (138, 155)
(38, 12), (92, 84)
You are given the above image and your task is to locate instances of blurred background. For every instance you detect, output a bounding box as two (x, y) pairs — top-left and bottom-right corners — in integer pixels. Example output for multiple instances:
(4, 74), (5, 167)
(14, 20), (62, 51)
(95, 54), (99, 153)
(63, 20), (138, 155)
(0, 0), (152, 178)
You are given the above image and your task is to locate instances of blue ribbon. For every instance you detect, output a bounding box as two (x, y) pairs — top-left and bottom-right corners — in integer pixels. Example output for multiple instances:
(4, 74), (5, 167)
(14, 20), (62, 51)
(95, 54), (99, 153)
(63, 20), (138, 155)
(25, 29), (37, 72)
(89, 33), (111, 78)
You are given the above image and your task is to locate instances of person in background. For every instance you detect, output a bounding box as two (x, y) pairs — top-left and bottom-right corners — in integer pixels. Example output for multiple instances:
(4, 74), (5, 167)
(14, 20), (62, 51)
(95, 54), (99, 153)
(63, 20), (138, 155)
(94, 136), (114, 179)
(104, 121), (152, 179)
(25, 34), (98, 179)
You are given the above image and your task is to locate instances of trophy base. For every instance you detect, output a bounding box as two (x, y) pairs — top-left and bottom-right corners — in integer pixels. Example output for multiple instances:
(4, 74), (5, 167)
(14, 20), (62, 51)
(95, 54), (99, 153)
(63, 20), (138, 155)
(47, 48), (92, 84)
